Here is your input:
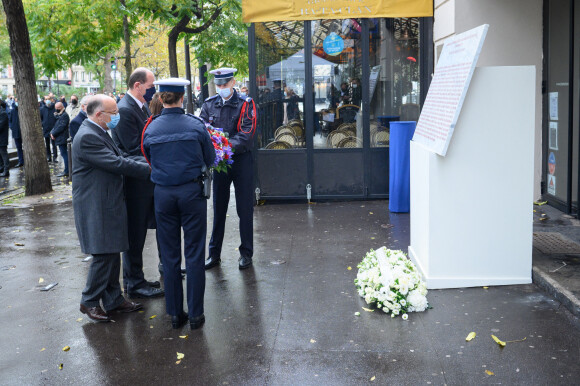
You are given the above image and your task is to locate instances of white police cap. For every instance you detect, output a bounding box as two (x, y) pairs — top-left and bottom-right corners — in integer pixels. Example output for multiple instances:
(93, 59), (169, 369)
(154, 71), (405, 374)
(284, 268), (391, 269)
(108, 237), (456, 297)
(210, 68), (237, 85)
(153, 78), (190, 92)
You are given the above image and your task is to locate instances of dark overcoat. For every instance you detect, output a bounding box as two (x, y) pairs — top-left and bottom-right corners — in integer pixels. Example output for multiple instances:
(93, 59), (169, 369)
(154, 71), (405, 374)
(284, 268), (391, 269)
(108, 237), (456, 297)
(0, 108), (9, 147)
(8, 104), (21, 140)
(51, 111), (70, 145)
(72, 119), (150, 254)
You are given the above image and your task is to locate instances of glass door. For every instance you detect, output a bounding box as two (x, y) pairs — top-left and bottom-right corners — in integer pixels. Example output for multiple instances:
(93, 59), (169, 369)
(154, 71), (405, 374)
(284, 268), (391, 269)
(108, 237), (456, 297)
(310, 19), (366, 198)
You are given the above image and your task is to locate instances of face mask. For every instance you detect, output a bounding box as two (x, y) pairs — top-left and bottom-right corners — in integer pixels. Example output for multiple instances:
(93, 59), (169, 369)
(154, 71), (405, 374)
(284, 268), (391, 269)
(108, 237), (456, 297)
(352, 84), (358, 88)
(71, 99), (78, 105)
(239, 92), (247, 98)
(106, 113), (121, 129)
(14, 102), (18, 107)
(45, 101), (52, 107)
(217, 87), (232, 99)
(143, 86), (156, 103)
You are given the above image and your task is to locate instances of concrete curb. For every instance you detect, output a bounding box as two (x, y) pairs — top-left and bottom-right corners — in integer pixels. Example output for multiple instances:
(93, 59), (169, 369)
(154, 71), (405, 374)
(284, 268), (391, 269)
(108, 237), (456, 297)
(532, 265), (580, 318)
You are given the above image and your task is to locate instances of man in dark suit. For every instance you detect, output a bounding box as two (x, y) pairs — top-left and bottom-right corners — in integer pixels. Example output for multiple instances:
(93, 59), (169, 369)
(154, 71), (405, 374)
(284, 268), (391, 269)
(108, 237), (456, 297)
(69, 96), (88, 141)
(73, 95), (150, 322)
(111, 67), (164, 298)
(50, 102), (70, 177)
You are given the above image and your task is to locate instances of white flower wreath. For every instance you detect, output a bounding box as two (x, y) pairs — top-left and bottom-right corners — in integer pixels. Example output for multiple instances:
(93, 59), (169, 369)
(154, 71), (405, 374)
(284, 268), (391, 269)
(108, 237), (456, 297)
(355, 247), (429, 318)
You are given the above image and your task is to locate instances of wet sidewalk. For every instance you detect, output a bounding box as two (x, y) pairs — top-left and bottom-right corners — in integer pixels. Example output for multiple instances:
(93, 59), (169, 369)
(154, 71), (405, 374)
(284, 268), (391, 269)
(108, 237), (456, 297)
(1, 181), (580, 384)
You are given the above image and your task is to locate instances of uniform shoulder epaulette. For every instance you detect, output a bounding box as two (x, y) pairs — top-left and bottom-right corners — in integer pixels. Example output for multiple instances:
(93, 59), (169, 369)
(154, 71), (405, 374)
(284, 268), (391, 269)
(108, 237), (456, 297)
(185, 113), (206, 125)
(205, 95), (219, 102)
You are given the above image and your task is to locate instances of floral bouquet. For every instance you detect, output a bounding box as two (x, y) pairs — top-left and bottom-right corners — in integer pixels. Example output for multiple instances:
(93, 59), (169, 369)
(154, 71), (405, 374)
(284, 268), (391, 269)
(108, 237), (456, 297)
(355, 247), (428, 319)
(206, 125), (234, 173)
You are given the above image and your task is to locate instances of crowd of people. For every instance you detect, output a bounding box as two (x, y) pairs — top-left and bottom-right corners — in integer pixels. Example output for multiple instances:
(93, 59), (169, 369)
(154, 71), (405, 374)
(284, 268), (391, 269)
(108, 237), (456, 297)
(68, 66), (256, 331)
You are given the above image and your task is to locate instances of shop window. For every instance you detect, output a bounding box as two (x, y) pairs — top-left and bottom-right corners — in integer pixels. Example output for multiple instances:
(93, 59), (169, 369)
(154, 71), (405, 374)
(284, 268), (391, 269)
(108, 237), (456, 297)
(312, 19), (363, 149)
(255, 21), (306, 150)
(369, 17), (420, 148)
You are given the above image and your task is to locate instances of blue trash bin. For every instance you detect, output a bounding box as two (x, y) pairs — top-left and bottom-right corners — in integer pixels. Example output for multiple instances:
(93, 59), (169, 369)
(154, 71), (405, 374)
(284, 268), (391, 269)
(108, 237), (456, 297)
(389, 121), (417, 213)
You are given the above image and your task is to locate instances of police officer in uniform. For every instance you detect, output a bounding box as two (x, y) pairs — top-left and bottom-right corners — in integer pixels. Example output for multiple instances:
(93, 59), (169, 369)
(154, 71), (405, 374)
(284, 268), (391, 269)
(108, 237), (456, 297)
(141, 78), (215, 330)
(201, 68), (257, 270)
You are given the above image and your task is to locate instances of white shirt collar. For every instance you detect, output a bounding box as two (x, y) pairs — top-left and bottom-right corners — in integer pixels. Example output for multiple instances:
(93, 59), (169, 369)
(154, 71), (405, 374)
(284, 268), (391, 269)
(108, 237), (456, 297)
(87, 118), (108, 133)
(127, 90), (144, 109)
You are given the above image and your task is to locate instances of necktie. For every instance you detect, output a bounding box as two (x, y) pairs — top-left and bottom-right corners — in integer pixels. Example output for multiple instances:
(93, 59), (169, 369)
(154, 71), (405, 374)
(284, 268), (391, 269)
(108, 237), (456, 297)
(142, 105), (150, 118)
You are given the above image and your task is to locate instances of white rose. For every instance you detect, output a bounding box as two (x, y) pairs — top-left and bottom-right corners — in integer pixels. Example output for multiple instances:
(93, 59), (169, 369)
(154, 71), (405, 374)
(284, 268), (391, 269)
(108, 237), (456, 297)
(407, 290), (428, 312)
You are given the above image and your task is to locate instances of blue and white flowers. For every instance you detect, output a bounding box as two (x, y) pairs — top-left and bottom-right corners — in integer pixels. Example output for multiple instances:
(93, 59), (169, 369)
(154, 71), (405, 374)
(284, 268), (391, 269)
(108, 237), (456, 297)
(355, 248), (429, 318)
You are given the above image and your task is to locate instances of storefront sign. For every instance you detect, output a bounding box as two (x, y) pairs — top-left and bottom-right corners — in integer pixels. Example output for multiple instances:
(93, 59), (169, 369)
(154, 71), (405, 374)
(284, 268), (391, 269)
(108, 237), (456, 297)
(242, 0), (433, 22)
(548, 152), (556, 175)
(323, 33), (344, 56)
(412, 24), (489, 156)
(547, 174), (556, 195)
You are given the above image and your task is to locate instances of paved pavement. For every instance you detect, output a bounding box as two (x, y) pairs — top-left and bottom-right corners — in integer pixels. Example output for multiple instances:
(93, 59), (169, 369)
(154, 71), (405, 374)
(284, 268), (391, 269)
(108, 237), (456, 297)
(1, 167), (580, 384)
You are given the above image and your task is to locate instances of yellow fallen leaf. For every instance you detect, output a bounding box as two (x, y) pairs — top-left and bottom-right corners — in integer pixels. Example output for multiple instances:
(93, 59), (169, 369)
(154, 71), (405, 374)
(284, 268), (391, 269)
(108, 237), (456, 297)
(485, 370), (494, 376)
(362, 307), (374, 312)
(310, 339), (316, 343)
(483, 286), (489, 289)
(62, 346), (70, 352)
(40, 348), (46, 352)
(49, 196), (53, 199)
(76, 318), (83, 322)
(534, 201), (547, 206)
(370, 376), (376, 381)
(370, 237), (375, 240)
(176, 360), (181, 365)
(58, 363), (63, 370)
(176, 352), (185, 360)
(465, 332), (476, 341)
(149, 315), (157, 319)
(347, 266), (352, 270)
(491, 335), (506, 347)
(150, 325), (153, 329)
(369, 212), (374, 215)
(39, 278), (45, 284)
(505, 337), (527, 343)
(179, 335), (189, 339)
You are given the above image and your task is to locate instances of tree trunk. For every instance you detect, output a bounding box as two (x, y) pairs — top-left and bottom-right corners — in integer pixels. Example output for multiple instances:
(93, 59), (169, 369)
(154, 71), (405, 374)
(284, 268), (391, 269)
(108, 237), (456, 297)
(167, 28), (181, 77)
(120, 0), (132, 77)
(2, 0), (52, 196)
(103, 52), (113, 93)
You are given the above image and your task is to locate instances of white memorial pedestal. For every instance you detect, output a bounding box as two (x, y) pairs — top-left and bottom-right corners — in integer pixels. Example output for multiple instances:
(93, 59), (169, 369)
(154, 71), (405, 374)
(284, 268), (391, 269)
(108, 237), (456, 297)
(408, 66), (535, 289)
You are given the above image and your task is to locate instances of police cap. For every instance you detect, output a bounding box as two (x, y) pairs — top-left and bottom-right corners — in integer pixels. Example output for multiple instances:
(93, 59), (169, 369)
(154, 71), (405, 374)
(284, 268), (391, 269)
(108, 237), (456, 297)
(154, 78), (190, 92)
(210, 68), (237, 85)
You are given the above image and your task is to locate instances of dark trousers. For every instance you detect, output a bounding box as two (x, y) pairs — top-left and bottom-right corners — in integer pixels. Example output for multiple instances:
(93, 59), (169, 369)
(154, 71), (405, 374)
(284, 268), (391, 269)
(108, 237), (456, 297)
(14, 138), (23, 164)
(155, 182), (206, 318)
(122, 177), (155, 292)
(81, 253), (125, 311)
(44, 136), (57, 160)
(58, 144), (68, 173)
(209, 151), (254, 259)
(0, 146), (8, 170)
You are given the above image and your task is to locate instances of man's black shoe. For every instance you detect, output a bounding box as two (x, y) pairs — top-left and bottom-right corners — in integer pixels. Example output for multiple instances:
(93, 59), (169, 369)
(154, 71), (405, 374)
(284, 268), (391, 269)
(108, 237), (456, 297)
(56, 172), (69, 177)
(0, 171), (9, 178)
(204, 256), (221, 270)
(127, 286), (165, 298)
(239, 256), (253, 270)
(148, 280), (161, 288)
(190, 314), (205, 330)
(14, 163), (23, 168)
(172, 312), (188, 329)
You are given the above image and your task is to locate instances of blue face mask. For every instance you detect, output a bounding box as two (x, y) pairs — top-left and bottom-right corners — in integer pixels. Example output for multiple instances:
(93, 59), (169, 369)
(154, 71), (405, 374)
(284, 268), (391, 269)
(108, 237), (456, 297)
(144, 86), (156, 103)
(106, 113), (121, 129)
(45, 101), (52, 107)
(239, 92), (247, 99)
(14, 102), (18, 107)
(217, 87), (232, 99)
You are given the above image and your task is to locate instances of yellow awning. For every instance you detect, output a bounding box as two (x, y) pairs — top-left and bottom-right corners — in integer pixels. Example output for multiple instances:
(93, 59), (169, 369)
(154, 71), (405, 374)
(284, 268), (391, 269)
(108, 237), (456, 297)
(242, 0), (433, 23)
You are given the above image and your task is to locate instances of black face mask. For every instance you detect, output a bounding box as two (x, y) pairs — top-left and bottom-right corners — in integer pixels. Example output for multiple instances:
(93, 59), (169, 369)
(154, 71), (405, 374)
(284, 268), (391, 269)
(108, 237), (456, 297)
(71, 99), (78, 105)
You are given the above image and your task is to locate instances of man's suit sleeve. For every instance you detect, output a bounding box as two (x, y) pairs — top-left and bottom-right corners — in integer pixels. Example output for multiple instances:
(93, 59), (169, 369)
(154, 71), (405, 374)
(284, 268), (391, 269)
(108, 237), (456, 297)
(78, 131), (150, 180)
(114, 105), (143, 156)
(69, 117), (80, 139)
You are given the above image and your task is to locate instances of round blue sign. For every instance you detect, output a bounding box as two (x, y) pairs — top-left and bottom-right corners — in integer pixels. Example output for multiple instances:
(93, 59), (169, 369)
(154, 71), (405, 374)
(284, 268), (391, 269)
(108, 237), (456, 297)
(323, 33), (344, 56)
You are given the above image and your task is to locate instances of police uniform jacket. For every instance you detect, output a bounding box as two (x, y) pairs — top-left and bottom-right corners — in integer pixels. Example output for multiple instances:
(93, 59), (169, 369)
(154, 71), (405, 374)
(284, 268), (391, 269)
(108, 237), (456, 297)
(142, 108), (216, 186)
(72, 119), (150, 254)
(200, 91), (255, 154)
(8, 104), (21, 140)
(51, 111), (70, 146)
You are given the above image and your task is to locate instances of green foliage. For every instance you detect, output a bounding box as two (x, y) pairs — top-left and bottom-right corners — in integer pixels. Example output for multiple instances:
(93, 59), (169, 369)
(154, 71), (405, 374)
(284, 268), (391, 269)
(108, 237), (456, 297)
(23, 0), (125, 77)
(0, 13), (12, 66)
(188, 0), (249, 78)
